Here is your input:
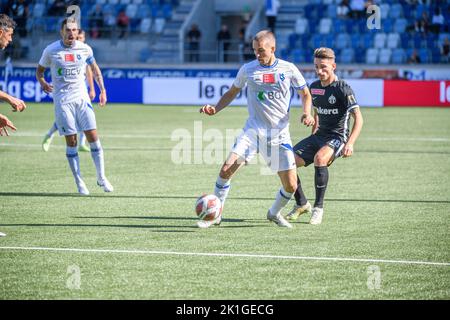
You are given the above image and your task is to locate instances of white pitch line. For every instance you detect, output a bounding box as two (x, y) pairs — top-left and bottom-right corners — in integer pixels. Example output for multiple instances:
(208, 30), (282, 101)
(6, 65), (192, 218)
(0, 246), (449, 267)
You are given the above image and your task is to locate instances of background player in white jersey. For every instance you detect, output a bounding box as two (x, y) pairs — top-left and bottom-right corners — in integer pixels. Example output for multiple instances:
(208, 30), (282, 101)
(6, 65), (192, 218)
(286, 48), (363, 225)
(36, 18), (113, 195)
(41, 29), (95, 152)
(199, 30), (314, 229)
(0, 14), (27, 236)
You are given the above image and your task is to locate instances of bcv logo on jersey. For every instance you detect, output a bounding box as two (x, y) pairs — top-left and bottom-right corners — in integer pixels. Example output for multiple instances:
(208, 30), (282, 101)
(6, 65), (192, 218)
(57, 67), (82, 77)
(257, 90), (289, 101)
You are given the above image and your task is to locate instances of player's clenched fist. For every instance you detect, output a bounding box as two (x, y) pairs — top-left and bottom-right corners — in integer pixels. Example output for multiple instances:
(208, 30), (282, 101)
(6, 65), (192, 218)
(300, 113), (315, 127)
(199, 105), (216, 115)
(9, 96), (27, 112)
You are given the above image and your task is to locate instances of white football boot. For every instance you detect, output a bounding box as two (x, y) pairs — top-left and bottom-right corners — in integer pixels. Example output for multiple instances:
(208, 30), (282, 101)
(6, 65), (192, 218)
(267, 210), (293, 228)
(77, 179), (90, 196)
(310, 207), (324, 225)
(97, 178), (114, 192)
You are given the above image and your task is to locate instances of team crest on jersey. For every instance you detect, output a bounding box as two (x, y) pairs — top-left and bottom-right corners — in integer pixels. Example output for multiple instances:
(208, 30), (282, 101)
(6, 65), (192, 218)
(77, 54), (81, 60)
(328, 94), (336, 104)
(279, 73), (285, 81)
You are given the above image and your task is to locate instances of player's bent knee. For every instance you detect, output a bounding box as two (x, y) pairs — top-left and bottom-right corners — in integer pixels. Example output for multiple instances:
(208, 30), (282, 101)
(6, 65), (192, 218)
(284, 183), (297, 194)
(314, 154), (330, 166)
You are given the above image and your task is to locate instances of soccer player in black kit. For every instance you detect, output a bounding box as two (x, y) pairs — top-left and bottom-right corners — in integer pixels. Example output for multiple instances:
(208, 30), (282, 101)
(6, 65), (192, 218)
(285, 47), (364, 225)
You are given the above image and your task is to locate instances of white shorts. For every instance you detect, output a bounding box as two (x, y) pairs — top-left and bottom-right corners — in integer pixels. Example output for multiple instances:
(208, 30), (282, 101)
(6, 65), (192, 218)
(54, 99), (96, 136)
(231, 128), (296, 172)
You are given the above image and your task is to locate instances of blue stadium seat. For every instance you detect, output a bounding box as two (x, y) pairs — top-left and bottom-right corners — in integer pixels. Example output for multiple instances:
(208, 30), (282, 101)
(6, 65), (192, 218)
(419, 48), (431, 63)
(335, 33), (350, 50)
(412, 33), (425, 49)
(325, 34), (334, 47)
(362, 32), (374, 48)
(291, 49), (306, 63)
(394, 18), (407, 33)
(392, 48), (406, 64)
(351, 33), (361, 48)
(400, 32), (410, 48)
(340, 48), (354, 64)
(379, 48), (392, 64)
(333, 19), (346, 33)
(288, 33), (298, 49)
(431, 48), (441, 63)
(382, 18), (393, 33)
(311, 34), (322, 48)
(327, 4), (337, 18)
(354, 48), (366, 63)
(389, 4), (403, 19)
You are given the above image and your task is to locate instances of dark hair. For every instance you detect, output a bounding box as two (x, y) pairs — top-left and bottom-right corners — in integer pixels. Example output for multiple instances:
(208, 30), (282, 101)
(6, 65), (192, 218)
(0, 14), (16, 31)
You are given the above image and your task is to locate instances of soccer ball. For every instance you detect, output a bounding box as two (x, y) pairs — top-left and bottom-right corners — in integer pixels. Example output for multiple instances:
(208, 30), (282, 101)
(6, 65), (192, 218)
(195, 194), (222, 221)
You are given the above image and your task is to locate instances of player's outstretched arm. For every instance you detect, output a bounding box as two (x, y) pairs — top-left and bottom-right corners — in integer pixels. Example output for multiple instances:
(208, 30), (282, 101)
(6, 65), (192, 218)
(0, 90), (27, 113)
(343, 107), (363, 158)
(0, 113), (17, 136)
(90, 61), (107, 107)
(298, 86), (314, 127)
(199, 85), (241, 116)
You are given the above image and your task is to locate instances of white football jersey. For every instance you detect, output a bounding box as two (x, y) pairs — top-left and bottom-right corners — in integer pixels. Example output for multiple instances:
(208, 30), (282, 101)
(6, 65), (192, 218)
(233, 58), (306, 135)
(38, 40), (94, 104)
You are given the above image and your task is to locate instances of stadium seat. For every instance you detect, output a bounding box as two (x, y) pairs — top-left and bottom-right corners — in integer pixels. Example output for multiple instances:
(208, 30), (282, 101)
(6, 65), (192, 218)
(126, 4), (139, 19)
(327, 4), (337, 19)
(295, 18), (309, 34)
(392, 48), (406, 64)
(333, 19), (346, 33)
(374, 33), (387, 49)
(139, 48), (151, 62)
(340, 48), (354, 64)
(412, 33), (425, 49)
(386, 33), (400, 49)
(366, 48), (378, 64)
(393, 18), (407, 33)
(296, 34), (309, 49)
(379, 48), (392, 64)
(400, 32), (410, 48)
(288, 33), (298, 49)
(138, 4), (151, 19)
(133, 0), (143, 4)
(335, 33), (350, 50)
(153, 18), (165, 33)
(362, 32), (374, 48)
(354, 47), (365, 63)
(389, 4), (403, 19)
(380, 3), (390, 19)
(351, 33), (361, 49)
(32, 3), (46, 17)
(291, 49), (306, 63)
(419, 48), (431, 63)
(319, 18), (332, 34)
(311, 34), (322, 48)
(382, 18), (393, 33)
(120, 0), (131, 5)
(96, 0), (107, 4)
(108, 0), (119, 5)
(325, 34), (334, 48)
(139, 17), (152, 34)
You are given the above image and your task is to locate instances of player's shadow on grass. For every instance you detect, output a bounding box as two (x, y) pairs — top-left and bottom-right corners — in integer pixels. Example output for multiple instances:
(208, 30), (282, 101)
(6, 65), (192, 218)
(0, 192), (450, 204)
(1, 192), (449, 204)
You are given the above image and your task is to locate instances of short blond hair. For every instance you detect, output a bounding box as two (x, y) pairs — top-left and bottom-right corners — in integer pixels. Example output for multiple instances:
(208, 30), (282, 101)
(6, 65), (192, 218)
(253, 30), (276, 45)
(314, 47), (335, 61)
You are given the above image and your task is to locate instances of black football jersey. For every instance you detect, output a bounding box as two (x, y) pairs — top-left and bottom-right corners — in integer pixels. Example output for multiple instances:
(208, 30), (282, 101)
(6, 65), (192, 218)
(309, 79), (359, 141)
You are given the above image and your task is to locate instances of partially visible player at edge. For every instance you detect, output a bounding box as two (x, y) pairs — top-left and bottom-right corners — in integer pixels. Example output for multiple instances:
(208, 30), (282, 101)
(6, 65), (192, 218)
(199, 30), (314, 229)
(286, 47), (364, 224)
(41, 29), (95, 152)
(0, 14), (27, 237)
(36, 18), (113, 195)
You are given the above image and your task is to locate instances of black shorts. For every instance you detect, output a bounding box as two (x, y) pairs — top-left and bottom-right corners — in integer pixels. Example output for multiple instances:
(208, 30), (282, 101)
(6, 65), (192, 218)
(293, 134), (345, 167)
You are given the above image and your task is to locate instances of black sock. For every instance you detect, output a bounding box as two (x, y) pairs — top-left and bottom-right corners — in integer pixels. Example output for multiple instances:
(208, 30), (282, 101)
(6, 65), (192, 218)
(294, 174), (308, 206)
(314, 166), (329, 208)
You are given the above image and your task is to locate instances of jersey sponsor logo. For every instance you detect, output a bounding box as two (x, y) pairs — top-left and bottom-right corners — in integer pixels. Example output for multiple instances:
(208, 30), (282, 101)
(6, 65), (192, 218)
(57, 67), (82, 77)
(64, 54), (75, 62)
(328, 94), (336, 104)
(316, 106), (338, 115)
(311, 88), (325, 95)
(263, 73), (275, 84)
(348, 94), (356, 105)
(257, 90), (290, 101)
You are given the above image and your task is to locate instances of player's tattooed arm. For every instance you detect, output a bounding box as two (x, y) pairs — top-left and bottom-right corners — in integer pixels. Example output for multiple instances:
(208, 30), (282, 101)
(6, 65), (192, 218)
(90, 61), (107, 107)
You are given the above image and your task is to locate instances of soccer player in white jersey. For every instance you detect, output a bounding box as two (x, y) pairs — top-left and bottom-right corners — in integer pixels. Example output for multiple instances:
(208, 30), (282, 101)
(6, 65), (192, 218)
(41, 29), (95, 152)
(198, 30), (314, 228)
(0, 14), (27, 237)
(36, 18), (113, 195)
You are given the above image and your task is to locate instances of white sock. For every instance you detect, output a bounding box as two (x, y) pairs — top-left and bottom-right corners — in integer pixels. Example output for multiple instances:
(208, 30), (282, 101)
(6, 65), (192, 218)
(269, 187), (293, 216)
(66, 146), (82, 184)
(90, 140), (105, 182)
(47, 122), (58, 137)
(214, 176), (231, 208)
(79, 132), (86, 146)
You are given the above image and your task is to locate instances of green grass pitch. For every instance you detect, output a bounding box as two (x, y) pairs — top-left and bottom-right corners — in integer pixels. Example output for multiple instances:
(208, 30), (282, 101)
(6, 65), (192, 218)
(0, 103), (449, 299)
